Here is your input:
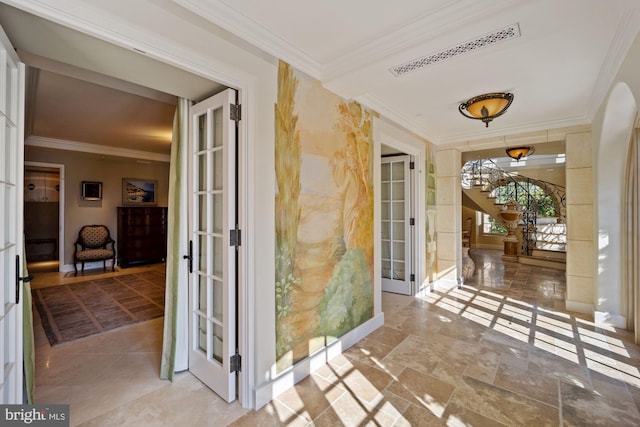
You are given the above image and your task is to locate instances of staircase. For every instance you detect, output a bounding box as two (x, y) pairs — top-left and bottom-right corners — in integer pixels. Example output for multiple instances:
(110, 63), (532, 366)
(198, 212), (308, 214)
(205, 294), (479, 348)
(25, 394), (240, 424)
(462, 160), (567, 270)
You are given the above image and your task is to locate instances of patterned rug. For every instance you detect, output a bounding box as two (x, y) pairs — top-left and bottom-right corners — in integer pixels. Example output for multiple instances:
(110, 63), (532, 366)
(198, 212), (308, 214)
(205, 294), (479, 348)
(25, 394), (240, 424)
(32, 270), (166, 346)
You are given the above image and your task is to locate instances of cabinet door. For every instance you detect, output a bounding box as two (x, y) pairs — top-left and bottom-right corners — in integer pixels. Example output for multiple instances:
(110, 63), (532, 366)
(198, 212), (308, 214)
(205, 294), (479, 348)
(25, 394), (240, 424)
(24, 170), (59, 202)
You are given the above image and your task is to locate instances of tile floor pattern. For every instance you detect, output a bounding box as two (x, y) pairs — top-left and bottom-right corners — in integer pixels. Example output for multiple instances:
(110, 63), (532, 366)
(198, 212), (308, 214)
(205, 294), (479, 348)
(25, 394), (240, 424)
(32, 251), (640, 426)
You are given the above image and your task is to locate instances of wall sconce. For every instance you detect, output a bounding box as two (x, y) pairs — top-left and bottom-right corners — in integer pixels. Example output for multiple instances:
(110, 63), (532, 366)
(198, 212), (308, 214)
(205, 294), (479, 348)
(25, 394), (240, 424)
(505, 146), (535, 161)
(459, 92), (514, 127)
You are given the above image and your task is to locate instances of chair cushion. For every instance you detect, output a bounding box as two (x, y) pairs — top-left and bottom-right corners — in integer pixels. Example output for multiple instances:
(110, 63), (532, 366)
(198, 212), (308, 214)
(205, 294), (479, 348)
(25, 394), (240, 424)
(80, 226), (110, 248)
(75, 249), (115, 261)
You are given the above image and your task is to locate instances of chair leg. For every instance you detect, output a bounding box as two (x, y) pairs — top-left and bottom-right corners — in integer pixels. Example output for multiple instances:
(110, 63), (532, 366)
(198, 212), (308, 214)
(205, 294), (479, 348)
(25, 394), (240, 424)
(103, 260), (107, 271)
(74, 262), (78, 276)
(111, 258), (116, 272)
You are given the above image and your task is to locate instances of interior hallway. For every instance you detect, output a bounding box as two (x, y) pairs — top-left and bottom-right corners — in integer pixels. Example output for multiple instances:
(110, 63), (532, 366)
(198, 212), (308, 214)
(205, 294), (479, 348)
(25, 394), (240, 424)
(31, 251), (640, 426)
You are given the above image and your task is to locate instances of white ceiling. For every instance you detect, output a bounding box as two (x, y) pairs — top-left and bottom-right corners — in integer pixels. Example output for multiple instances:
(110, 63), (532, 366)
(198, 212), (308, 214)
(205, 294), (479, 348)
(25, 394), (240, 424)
(1, 0), (640, 153)
(177, 0), (640, 144)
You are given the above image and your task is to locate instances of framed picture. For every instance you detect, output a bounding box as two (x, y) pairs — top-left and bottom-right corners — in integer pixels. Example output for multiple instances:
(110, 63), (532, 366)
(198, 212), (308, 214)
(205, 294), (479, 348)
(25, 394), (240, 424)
(81, 181), (102, 201)
(122, 178), (157, 206)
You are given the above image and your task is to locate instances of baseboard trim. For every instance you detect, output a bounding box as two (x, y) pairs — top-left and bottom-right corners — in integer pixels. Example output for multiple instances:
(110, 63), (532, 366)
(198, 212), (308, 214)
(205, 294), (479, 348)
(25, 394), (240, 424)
(565, 299), (593, 316)
(253, 313), (384, 410)
(60, 260), (116, 274)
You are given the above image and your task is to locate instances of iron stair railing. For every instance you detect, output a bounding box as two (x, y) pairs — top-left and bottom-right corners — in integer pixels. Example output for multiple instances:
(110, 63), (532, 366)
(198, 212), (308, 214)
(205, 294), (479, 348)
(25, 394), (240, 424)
(462, 159), (566, 255)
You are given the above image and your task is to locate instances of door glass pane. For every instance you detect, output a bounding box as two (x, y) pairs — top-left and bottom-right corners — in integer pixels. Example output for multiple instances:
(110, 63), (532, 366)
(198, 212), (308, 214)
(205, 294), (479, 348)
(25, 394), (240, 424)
(197, 316), (207, 353)
(198, 276), (208, 312)
(212, 279), (223, 320)
(198, 235), (208, 273)
(197, 114), (207, 151)
(213, 237), (223, 277)
(381, 221), (390, 240)
(213, 150), (223, 190)
(381, 163), (390, 181)
(198, 194), (208, 233)
(392, 201), (405, 220)
(393, 222), (405, 239)
(213, 107), (223, 148)
(198, 153), (207, 191)
(212, 323), (223, 363)
(392, 182), (405, 200)
(393, 261), (405, 280)
(393, 242), (405, 259)
(392, 162), (404, 180)
(381, 202), (390, 221)
(382, 260), (391, 279)
(381, 182), (390, 200)
(213, 194), (222, 234)
(381, 240), (390, 259)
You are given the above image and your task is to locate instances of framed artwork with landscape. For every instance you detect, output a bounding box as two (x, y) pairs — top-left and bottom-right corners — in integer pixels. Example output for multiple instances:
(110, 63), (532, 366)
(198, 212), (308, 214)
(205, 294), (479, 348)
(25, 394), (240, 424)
(122, 178), (157, 206)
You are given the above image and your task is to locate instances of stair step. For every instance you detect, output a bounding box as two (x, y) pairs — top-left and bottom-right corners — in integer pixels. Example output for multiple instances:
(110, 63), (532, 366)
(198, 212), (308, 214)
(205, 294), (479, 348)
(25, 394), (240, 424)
(518, 254), (566, 271)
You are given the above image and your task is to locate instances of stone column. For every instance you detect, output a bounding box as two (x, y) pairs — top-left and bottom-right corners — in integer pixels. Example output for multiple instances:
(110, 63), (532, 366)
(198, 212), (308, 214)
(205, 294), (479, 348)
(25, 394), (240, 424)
(565, 131), (594, 315)
(436, 148), (462, 287)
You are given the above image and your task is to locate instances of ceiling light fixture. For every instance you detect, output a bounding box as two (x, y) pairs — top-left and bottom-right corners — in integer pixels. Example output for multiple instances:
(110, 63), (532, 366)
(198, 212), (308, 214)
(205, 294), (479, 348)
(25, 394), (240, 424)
(459, 92), (514, 127)
(505, 146), (535, 161)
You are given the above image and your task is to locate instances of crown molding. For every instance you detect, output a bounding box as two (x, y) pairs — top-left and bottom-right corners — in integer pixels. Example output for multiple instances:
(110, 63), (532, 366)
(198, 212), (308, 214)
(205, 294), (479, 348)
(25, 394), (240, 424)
(587, 6), (640, 122)
(356, 93), (439, 145)
(438, 116), (592, 147)
(173, 0), (321, 79)
(26, 136), (171, 162)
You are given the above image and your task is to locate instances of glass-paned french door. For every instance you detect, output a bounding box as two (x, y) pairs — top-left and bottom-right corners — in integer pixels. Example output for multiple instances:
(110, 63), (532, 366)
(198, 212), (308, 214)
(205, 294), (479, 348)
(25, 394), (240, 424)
(0, 25), (25, 403)
(381, 155), (413, 295)
(188, 88), (237, 402)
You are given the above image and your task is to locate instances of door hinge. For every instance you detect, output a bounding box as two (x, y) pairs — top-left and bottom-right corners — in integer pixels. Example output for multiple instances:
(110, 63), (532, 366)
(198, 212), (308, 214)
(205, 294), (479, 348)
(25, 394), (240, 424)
(409, 161), (415, 170)
(410, 273), (415, 282)
(410, 217), (415, 226)
(230, 228), (242, 247)
(230, 103), (241, 122)
(230, 353), (241, 373)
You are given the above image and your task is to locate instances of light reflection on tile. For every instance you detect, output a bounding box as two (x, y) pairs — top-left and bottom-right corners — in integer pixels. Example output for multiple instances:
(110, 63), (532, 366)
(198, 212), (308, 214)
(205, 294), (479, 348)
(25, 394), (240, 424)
(33, 252), (640, 426)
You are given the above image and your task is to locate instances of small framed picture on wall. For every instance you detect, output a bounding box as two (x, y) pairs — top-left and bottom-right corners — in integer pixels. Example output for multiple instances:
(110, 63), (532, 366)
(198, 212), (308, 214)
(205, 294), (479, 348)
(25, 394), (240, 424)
(81, 181), (102, 201)
(122, 178), (157, 206)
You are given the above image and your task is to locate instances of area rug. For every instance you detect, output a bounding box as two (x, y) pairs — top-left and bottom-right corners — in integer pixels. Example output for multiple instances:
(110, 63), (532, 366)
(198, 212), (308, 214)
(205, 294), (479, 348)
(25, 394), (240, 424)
(32, 270), (166, 346)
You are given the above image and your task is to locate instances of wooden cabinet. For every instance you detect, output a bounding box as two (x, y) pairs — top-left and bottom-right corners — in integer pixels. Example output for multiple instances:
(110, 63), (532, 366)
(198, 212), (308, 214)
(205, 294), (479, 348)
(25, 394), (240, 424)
(24, 170), (59, 202)
(117, 206), (168, 268)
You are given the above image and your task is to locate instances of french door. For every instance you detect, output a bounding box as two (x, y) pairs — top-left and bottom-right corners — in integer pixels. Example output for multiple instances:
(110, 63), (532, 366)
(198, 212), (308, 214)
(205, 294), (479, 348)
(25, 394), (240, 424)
(0, 25), (25, 403)
(381, 155), (413, 295)
(188, 88), (238, 402)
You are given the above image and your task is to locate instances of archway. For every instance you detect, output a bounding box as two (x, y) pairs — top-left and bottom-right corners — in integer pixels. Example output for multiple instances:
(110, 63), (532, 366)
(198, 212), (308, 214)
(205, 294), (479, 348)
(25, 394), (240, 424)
(596, 82), (638, 326)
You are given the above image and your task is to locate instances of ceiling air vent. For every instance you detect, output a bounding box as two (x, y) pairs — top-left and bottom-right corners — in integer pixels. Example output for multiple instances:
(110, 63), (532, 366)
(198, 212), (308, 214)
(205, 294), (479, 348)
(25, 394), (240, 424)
(390, 23), (521, 77)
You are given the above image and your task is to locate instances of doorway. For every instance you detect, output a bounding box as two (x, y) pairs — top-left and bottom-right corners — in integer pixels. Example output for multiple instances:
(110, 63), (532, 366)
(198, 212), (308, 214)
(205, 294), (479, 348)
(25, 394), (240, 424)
(381, 154), (414, 295)
(24, 163), (63, 273)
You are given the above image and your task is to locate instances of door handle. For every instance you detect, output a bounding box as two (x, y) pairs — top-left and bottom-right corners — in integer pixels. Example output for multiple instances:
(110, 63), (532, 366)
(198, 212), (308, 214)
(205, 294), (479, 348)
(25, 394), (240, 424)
(15, 255), (34, 304)
(183, 240), (193, 273)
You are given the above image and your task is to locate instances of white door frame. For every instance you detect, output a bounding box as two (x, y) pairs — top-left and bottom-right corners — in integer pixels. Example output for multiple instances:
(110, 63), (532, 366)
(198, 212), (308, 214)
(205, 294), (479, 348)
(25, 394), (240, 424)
(380, 154), (414, 295)
(373, 119), (427, 303)
(0, 22), (25, 404)
(24, 161), (65, 271)
(9, 2), (255, 408)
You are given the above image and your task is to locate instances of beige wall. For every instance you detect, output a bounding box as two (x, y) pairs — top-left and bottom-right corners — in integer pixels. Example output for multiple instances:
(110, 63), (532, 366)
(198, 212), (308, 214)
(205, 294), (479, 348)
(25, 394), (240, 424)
(25, 146), (170, 268)
(462, 206), (504, 249)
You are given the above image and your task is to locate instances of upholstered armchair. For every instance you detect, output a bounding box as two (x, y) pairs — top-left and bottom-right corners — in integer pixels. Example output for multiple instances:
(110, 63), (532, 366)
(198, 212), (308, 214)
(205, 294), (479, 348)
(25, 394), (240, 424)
(73, 225), (116, 276)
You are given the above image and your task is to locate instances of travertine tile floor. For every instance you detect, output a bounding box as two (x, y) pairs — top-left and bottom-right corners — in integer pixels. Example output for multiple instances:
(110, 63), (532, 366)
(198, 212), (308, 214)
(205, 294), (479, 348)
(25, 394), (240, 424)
(32, 250), (640, 426)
